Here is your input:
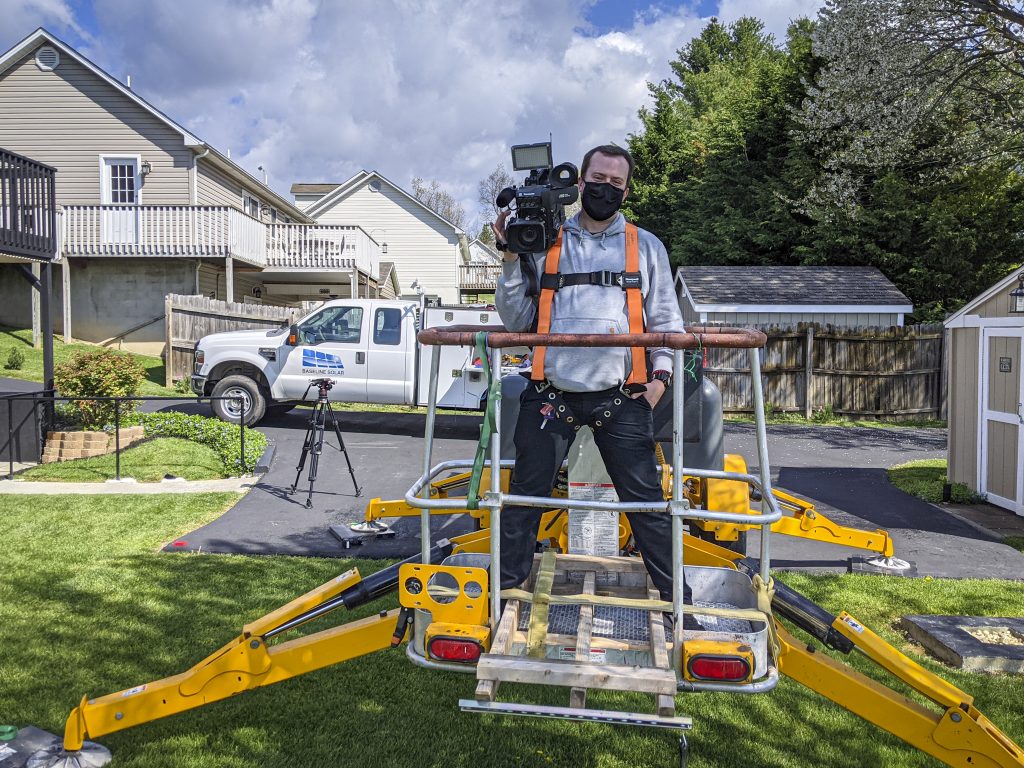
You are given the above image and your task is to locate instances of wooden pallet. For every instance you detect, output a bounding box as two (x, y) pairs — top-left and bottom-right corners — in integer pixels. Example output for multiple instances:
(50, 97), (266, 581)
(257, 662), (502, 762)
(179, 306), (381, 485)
(475, 552), (677, 717)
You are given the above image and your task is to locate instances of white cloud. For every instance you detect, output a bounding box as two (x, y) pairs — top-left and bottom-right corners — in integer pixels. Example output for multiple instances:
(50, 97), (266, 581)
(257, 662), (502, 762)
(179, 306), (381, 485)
(1, 0), (824, 228)
(0, 0), (84, 43)
(717, 0), (823, 42)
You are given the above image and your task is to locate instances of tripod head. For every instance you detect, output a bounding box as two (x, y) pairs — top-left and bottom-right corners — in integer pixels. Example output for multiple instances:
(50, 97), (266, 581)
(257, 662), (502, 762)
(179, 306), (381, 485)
(302, 377), (335, 403)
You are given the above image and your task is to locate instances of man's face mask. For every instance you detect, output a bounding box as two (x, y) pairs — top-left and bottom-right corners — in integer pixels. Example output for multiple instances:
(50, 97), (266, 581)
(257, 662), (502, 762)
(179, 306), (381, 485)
(581, 180), (625, 222)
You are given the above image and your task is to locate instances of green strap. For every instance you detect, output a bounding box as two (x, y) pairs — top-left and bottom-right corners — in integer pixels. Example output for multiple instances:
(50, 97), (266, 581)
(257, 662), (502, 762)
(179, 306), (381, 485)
(466, 332), (499, 510)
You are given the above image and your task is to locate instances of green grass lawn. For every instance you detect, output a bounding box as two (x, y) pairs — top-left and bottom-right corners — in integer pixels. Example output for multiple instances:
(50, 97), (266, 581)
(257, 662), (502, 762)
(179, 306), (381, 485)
(1, 494), (1022, 768)
(17, 438), (225, 482)
(1005, 536), (1024, 554)
(726, 412), (946, 430)
(0, 326), (180, 397)
(887, 458), (984, 504)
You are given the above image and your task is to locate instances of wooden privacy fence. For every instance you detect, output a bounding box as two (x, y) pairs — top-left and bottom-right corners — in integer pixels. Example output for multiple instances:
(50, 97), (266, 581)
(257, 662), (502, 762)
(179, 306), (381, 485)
(703, 323), (946, 421)
(164, 294), (301, 386)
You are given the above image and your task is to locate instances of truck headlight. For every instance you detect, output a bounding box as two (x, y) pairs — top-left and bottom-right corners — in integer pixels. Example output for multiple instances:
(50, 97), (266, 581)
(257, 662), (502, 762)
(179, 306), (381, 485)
(194, 349), (205, 372)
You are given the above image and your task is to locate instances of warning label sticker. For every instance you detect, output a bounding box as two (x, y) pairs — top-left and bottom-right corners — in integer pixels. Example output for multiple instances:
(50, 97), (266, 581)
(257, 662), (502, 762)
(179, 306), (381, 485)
(558, 647), (607, 662)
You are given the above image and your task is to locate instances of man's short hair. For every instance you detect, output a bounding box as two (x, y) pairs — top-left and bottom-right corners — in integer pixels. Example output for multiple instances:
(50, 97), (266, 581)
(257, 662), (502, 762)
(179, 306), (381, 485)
(580, 145), (635, 189)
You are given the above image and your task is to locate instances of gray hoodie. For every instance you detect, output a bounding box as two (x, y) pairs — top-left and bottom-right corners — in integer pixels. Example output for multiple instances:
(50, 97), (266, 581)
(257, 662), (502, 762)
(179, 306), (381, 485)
(496, 212), (684, 392)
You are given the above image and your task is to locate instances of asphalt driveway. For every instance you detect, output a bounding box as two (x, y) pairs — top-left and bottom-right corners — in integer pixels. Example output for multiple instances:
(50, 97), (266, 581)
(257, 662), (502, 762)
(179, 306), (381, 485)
(161, 401), (1024, 579)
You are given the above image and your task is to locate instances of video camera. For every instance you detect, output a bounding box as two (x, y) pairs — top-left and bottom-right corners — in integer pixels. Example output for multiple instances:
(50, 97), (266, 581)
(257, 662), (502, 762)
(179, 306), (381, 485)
(303, 377), (335, 401)
(496, 142), (579, 253)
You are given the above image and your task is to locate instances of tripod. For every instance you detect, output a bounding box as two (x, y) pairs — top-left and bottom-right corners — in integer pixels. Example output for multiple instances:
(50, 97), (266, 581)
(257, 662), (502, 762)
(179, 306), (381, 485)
(290, 378), (362, 508)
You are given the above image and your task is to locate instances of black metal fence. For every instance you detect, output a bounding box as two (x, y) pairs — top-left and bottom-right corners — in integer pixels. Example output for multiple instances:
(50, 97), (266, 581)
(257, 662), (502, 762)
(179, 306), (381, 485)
(1, 392), (249, 481)
(0, 147), (58, 261)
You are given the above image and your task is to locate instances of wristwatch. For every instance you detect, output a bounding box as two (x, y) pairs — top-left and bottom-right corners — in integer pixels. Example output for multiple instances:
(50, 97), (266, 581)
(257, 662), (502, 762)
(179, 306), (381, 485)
(652, 369), (672, 388)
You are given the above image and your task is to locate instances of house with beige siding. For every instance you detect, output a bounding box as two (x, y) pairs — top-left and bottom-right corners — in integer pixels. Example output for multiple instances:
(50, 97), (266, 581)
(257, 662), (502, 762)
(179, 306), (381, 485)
(294, 172), (470, 305)
(0, 28), (382, 354)
(676, 266), (913, 327)
(944, 266), (1024, 516)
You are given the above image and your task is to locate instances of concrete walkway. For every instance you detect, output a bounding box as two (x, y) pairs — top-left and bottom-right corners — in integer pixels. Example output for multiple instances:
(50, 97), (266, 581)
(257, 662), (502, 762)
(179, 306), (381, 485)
(0, 476), (256, 494)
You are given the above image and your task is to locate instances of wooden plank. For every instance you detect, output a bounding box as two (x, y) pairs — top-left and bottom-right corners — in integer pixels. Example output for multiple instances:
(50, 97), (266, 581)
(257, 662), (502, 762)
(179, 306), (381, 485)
(164, 295), (174, 388)
(648, 587), (676, 717)
(475, 599), (520, 702)
(804, 325), (814, 419)
(569, 571), (597, 709)
(511, 631), (651, 653)
(476, 655), (677, 696)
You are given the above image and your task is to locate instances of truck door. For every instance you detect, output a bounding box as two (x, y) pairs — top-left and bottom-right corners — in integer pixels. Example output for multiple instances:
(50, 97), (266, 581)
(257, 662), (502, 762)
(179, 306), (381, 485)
(277, 304), (368, 402)
(366, 303), (417, 404)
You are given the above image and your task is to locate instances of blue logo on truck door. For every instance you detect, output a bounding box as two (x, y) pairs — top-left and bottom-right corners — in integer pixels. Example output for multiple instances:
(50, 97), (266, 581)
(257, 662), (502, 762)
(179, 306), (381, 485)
(302, 349), (346, 374)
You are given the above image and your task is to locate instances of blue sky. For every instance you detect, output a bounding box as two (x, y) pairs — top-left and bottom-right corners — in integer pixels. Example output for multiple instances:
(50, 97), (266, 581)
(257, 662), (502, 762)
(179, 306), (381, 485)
(1, 0), (822, 225)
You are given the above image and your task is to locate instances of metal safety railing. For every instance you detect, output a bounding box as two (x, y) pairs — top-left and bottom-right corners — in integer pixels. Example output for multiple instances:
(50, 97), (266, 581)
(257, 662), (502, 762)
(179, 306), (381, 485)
(407, 325), (777, 685)
(1, 392), (251, 481)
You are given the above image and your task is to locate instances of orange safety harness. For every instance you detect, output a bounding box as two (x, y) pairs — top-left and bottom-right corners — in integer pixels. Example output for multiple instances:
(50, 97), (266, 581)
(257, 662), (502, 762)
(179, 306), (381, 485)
(530, 222), (648, 387)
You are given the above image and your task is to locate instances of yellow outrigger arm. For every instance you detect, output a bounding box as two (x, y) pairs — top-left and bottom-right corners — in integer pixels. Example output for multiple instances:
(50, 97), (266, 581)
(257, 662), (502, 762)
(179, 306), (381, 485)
(56, 537), (462, 756)
(778, 619), (1024, 767)
(60, 568), (401, 753)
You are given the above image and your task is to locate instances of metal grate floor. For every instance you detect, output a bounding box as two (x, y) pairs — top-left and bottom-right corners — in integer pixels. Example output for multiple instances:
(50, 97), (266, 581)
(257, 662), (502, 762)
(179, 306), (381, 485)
(516, 600), (753, 641)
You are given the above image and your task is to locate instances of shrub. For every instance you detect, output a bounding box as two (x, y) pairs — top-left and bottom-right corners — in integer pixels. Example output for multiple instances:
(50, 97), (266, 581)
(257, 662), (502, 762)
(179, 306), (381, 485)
(173, 377), (193, 395)
(811, 404), (836, 423)
(121, 411), (267, 475)
(54, 349), (146, 429)
(4, 347), (25, 370)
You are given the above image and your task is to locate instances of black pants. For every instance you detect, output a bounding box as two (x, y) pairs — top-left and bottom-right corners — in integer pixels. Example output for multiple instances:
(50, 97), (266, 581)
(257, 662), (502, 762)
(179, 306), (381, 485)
(499, 384), (690, 603)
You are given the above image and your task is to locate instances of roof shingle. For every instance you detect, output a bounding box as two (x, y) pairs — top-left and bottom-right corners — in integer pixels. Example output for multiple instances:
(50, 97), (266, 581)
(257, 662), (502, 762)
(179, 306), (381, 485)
(678, 266), (911, 307)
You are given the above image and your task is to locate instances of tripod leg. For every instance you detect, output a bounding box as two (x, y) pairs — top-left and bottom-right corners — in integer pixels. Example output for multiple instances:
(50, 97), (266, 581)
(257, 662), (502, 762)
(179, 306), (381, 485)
(326, 403), (362, 496)
(304, 402), (328, 508)
(290, 416), (316, 494)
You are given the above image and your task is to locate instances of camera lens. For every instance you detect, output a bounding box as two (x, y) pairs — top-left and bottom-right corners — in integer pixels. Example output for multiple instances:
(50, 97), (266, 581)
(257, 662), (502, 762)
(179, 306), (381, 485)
(520, 227), (539, 247)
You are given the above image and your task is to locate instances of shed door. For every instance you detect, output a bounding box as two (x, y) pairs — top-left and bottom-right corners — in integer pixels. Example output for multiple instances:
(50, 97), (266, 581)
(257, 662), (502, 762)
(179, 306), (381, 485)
(980, 329), (1024, 515)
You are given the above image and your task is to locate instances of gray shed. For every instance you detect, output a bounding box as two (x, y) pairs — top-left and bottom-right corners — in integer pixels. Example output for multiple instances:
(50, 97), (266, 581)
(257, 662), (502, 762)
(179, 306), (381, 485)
(676, 266), (912, 327)
(944, 266), (1024, 515)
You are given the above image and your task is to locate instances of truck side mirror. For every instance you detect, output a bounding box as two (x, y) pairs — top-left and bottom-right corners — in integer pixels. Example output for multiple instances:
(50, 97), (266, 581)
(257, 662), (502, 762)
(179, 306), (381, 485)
(287, 324), (301, 346)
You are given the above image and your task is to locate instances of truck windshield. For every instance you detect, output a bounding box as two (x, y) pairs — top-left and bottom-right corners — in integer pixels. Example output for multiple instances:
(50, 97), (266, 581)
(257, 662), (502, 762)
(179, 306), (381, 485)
(298, 306), (363, 345)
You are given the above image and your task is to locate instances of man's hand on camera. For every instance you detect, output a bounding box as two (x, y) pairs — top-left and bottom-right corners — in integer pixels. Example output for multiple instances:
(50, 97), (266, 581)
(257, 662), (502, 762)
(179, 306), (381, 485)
(492, 210), (517, 261)
(630, 378), (666, 409)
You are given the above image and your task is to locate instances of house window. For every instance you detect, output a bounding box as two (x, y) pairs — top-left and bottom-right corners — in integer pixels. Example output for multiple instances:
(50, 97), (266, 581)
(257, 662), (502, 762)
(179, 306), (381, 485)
(244, 195), (262, 219)
(102, 157), (139, 204)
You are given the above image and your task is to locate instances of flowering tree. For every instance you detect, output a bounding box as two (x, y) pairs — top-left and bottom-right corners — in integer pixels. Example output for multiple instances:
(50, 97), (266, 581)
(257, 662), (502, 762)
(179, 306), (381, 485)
(796, 0), (1024, 215)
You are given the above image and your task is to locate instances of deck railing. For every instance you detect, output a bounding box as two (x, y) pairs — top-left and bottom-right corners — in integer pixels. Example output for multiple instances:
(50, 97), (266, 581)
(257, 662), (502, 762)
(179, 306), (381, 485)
(459, 263), (502, 291)
(265, 223), (379, 276)
(59, 206), (381, 276)
(0, 148), (58, 261)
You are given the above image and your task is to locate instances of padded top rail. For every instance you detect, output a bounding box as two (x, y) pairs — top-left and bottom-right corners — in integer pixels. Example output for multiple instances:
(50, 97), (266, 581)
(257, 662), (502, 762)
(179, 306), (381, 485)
(417, 325), (767, 350)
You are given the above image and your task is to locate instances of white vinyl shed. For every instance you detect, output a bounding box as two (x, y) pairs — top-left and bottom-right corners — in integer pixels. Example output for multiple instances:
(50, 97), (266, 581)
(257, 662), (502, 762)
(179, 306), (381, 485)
(944, 266), (1024, 515)
(676, 266), (913, 327)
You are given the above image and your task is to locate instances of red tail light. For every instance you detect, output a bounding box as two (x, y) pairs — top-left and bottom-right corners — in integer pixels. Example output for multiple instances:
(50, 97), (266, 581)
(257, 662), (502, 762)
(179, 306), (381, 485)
(687, 655), (751, 682)
(428, 637), (482, 662)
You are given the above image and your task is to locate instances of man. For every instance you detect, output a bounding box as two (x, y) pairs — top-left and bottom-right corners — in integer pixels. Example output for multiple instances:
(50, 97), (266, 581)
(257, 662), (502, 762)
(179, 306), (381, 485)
(493, 144), (699, 628)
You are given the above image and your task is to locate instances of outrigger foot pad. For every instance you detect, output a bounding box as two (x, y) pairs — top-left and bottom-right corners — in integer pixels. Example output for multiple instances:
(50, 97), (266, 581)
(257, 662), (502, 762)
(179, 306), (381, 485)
(864, 556), (913, 572)
(349, 521), (392, 534)
(26, 742), (112, 768)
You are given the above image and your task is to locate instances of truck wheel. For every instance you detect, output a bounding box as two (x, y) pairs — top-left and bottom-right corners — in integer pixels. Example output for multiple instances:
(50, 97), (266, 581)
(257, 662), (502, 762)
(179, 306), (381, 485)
(211, 375), (266, 425)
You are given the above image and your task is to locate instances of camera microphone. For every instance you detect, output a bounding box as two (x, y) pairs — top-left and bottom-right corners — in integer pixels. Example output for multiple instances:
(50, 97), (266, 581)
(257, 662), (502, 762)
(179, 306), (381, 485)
(495, 187), (516, 209)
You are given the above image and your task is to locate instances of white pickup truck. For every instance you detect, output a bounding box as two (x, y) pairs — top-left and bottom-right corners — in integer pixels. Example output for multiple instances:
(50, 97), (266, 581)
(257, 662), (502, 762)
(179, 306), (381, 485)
(190, 298), (513, 424)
